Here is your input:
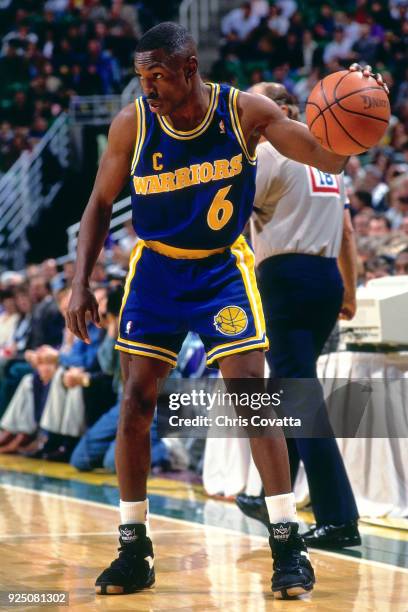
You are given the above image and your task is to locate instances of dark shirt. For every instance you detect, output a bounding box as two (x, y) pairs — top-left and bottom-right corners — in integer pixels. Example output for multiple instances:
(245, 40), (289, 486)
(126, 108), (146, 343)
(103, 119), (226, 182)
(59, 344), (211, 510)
(27, 295), (64, 349)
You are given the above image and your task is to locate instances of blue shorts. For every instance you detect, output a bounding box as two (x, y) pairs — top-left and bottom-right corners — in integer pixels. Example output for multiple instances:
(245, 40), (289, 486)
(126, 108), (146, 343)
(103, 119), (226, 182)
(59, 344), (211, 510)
(115, 235), (268, 366)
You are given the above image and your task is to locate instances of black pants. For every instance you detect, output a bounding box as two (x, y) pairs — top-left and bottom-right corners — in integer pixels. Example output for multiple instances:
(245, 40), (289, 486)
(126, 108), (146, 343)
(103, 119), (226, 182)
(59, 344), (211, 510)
(258, 254), (359, 526)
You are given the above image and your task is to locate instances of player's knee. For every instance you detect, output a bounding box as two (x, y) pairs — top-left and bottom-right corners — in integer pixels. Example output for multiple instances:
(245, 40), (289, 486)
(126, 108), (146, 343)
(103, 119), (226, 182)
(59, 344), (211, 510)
(120, 378), (156, 433)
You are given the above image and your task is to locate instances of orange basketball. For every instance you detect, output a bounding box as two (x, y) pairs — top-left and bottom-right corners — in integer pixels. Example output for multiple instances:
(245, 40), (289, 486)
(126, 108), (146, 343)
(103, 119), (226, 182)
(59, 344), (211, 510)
(305, 70), (390, 156)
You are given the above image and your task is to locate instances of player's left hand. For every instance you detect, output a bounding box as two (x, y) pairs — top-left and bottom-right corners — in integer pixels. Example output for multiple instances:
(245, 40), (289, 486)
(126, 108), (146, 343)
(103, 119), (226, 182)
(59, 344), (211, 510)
(349, 63), (389, 95)
(339, 291), (357, 321)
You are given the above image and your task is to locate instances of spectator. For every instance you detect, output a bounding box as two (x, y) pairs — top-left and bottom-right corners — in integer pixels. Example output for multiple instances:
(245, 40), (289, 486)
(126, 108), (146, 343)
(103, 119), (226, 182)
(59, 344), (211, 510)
(386, 175), (408, 228)
(293, 67), (321, 107)
(0, 289), (19, 357)
(314, 4), (336, 41)
(28, 275), (64, 349)
(395, 248), (408, 275)
(250, 0), (269, 19)
(357, 164), (389, 210)
(40, 258), (58, 284)
(0, 286), (106, 458)
(353, 213), (371, 237)
(340, 12), (361, 47)
(368, 215), (392, 237)
(350, 23), (380, 65)
(300, 30), (318, 75)
(349, 190), (373, 216)
(267, 5), (289, 37)
(323, 26), (352, 65)
(276, 0), (298, 20)
(364, 255), (394, 283)
(221, 2), (260, 41)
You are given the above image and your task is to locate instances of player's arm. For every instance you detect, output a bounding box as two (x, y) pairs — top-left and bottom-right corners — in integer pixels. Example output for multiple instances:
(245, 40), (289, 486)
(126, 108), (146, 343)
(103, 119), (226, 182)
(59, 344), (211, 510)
(67, 104), (137, 343)
(239, 91), (348, 174)
(338, 208), (358, 320)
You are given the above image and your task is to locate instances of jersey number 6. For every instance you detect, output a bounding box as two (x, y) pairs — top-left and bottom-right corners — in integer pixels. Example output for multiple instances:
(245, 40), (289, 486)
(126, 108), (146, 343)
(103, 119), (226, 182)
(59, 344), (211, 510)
(207, 185), (233, 231)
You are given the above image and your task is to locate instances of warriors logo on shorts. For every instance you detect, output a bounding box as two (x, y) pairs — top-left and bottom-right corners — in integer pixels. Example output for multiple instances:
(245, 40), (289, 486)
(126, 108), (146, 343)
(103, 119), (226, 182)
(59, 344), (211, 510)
(214, 306), (248, 336)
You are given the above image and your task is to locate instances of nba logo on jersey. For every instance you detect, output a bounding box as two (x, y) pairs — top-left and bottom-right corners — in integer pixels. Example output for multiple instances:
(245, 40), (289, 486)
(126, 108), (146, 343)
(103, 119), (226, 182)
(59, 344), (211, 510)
(219, 120), (226, 134)
(125, 321), (133, 334)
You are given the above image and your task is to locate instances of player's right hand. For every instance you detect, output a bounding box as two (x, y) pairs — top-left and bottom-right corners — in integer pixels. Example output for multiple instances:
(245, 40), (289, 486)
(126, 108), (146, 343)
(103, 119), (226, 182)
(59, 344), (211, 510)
(66, 284), (100, 344)
(349, 63), (390, 95)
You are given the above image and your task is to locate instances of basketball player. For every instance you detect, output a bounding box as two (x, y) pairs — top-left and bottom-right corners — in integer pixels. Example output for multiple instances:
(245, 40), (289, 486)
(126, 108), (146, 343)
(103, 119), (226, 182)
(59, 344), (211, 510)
(66, 23), (383, 598)
(236, 83), (361, 550)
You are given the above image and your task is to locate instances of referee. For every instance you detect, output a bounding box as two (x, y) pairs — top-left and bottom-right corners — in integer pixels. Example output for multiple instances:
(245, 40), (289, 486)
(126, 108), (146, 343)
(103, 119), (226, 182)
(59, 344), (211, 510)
(237, 82), (361, 549)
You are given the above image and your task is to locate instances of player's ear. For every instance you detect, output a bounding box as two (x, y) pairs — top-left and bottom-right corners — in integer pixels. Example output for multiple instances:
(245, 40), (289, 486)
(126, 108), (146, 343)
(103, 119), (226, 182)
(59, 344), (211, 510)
(184, 56), (198, 81)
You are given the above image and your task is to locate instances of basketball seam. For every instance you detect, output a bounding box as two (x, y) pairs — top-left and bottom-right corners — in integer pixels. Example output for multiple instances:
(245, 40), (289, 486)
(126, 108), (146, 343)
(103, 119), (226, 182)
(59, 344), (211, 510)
(334, 102), (389, 124)
(334, 72), (389, 123)
(306, 85), (387, 130)
(320, 79), (367, 150)
(321, 107), (332, 151)
(333, 70), (354, 100)
(319, 80), (333, 151)
(307, 101), (322, 131)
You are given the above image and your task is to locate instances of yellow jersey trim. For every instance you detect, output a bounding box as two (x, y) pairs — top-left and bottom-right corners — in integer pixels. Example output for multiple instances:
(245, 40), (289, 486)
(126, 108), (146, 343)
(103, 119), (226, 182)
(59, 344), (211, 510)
(118, 241), (144, 327)
(229, 88), (257, 165)
(115, 344), (177, 367)
(145, 240), (227, 259)
(116, 336), (178, 358)
(206, 337), (269, 365)
(157, 83), (220, 140)
(206, 236), (265, 357)
(130, 98), (146, 175)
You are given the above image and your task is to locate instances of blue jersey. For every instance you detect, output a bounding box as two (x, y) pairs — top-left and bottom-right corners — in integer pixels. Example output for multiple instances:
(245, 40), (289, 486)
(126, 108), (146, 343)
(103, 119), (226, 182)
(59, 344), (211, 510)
(129, 83), (257, 250)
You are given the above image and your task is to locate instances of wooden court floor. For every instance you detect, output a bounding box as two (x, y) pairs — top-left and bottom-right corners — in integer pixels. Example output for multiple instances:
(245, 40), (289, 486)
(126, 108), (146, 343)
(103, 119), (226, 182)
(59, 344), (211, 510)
(1, 482), (408, 611)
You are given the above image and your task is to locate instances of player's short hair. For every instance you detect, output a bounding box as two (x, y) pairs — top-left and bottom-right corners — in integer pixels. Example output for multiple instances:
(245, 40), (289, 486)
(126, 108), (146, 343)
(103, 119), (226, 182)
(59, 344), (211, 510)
(135, 22), (196, 58)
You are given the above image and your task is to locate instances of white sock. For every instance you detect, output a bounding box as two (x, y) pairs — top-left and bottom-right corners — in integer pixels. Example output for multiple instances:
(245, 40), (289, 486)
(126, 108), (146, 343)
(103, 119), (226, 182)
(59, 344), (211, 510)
(120, 499), (149, 526)
(265, 492), (297, 524)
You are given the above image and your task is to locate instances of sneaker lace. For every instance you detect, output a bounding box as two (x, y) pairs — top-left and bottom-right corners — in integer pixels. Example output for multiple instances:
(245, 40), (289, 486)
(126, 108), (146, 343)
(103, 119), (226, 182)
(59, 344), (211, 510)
(271, 536), (305, 572)
(110, 541), (148, 575)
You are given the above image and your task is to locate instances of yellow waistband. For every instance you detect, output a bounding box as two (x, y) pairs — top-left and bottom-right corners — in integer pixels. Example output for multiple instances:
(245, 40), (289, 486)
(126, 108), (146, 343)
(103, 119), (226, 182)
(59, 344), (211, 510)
(144, 240), (228, 259)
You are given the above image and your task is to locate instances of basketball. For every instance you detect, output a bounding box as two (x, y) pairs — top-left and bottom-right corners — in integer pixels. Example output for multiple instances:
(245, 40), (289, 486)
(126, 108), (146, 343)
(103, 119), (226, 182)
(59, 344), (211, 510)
(306, 70), (391, 156)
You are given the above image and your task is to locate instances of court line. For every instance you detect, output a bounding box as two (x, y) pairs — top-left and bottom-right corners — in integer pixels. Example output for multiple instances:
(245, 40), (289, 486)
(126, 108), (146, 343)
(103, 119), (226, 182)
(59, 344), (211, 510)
(2, 483), (408, 575)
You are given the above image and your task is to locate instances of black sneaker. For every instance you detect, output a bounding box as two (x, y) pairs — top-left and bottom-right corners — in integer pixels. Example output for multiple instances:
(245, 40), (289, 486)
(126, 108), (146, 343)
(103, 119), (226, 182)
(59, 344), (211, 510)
(235, 494), (270, 527)
(269, 522), (315, 599)
(302, 520), (361, 549)
(95, 524), (155, 595)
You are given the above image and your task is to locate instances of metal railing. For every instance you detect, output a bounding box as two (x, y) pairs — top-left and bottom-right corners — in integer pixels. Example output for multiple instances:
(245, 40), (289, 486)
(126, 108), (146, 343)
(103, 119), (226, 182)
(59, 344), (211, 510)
(68, 80), (142, 127)
(69, 95), (123, 126)
(0, 113), (69, 270)
(121, 78), (142, 106)
(65, 195), (132, 260)
(179, 0), (219, 46)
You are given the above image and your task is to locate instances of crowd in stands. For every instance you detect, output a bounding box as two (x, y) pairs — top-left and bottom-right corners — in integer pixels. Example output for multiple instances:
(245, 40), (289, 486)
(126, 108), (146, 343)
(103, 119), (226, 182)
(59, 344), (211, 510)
(212, 0), (408, 281)
(0, 0), (181, 174)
